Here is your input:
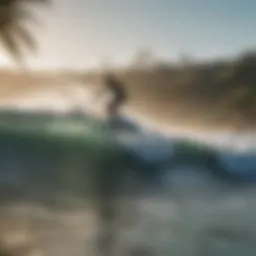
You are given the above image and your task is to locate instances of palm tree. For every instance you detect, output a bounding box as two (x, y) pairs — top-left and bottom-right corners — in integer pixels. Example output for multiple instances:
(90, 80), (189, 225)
(0, 0), (51, 65)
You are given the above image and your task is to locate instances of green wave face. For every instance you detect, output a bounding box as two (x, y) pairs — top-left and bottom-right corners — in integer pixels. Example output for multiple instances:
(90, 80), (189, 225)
(0, 110), (227, 202)
(0, 111), (124, 200)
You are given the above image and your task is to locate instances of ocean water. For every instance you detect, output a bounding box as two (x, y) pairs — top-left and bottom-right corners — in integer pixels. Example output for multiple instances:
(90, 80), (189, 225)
(0, 82), (255, 255)
(0, 110), (255, 256)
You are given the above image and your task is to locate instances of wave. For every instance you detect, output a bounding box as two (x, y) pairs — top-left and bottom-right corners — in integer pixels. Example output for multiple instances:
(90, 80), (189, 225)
(0, 109), (254, 195)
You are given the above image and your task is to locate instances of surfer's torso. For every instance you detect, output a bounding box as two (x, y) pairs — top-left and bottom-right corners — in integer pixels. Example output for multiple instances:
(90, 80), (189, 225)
(104, 75), (127, 117)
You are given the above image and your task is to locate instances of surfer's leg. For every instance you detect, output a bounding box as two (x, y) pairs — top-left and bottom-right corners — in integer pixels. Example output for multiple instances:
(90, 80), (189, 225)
(114, 97), (125, 115)
(107, 100), (121, 118)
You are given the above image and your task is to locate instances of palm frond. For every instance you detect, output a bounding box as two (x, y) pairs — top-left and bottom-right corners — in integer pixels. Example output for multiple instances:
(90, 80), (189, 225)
(16, 7), (42, 27)
(19, 0), (51, 6)
(0, 1), (15, 7)
(0, 0), (52, 64)
(12, 24), (37, 52)
(0, 27), (22, 63)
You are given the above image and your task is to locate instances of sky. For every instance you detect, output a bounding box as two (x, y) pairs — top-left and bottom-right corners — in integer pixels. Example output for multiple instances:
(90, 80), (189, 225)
(1, 0), (256, 70)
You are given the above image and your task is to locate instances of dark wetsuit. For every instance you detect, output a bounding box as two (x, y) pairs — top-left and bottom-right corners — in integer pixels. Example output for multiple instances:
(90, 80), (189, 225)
(105, 75), (127, 117)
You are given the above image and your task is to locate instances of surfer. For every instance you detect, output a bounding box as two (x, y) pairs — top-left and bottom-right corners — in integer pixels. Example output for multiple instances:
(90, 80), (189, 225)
(104, 74), (127, 118)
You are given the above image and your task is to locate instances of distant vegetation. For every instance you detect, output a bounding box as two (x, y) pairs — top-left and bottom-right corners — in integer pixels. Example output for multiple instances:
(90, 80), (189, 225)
(81, 49), (256, 131)
(0, 49), (256, 131)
